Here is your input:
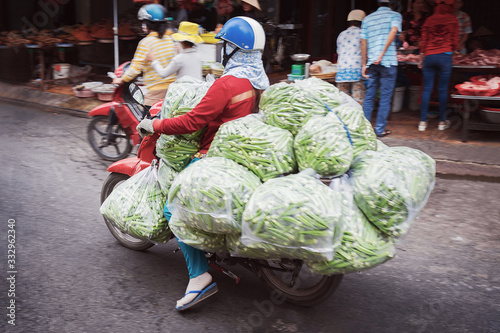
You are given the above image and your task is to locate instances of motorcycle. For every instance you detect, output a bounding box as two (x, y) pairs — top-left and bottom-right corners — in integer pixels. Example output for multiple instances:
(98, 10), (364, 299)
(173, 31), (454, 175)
(99, 86), (344, 307)
(87, 62), (163, 161)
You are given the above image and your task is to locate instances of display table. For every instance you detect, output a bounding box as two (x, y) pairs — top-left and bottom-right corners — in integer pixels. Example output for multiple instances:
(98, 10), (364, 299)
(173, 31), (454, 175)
(450, 94), (500, 142)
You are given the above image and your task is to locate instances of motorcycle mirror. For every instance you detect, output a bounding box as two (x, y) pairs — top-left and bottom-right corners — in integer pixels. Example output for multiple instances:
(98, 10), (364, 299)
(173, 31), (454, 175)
(129, 83), (145, 105)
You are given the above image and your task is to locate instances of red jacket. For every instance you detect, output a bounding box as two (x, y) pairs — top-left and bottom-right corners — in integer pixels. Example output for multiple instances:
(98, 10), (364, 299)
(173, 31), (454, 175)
(153, 75), (256, 153)
(420, 5), (459, 56)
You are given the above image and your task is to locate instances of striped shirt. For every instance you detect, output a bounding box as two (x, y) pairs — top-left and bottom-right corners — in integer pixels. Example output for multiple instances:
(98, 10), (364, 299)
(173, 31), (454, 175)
(361, 7), (402, 67)
(122, 32), (176, 91)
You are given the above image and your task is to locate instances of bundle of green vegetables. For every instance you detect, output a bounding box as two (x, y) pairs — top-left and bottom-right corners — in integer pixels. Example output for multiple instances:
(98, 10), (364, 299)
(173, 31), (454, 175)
(330, 101), (377, 157)
(169, 217), (226, 252)
(167, 157), (262, 235)
(241, 170), (344, 261)
(100, 161), (170, 241)
(207, 113), (297, 182)
(259, 78), (341, 135)
(350, 146), (436, 238)
(294, 113), (353, 177)
(157, 159), (179, 193)
(306, 176), (396, 274)
(156, 76), (212, 171)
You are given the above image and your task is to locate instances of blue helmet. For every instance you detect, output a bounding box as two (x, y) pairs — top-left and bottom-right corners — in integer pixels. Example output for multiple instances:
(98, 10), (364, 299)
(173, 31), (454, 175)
(215, 16), (265, 50)
(137, 4), (166, 22)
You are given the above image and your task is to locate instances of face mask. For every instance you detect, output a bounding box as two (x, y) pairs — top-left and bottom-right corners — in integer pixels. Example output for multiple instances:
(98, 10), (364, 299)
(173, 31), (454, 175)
(142, 22), (148, 34)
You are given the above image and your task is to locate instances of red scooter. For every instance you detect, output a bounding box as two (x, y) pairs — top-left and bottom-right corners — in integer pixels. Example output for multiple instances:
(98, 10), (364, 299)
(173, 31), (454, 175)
(87, 62), (163, 161)
(99, 86), (344, 307)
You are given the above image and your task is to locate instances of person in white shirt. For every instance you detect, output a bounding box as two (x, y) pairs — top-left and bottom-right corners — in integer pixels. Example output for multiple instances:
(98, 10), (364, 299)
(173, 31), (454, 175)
(146, 21), (203, 81)
(336, 9), (366, 105)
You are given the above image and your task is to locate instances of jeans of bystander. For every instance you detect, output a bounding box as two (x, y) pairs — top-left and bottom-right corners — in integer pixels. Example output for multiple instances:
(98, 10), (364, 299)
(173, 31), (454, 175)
(420, 53), (453, 122)
(363, 65), (398, 136)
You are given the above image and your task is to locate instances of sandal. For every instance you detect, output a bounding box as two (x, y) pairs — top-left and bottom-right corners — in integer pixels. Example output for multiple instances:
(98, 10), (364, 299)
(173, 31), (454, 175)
(376, 129), (392, 137)
(175, 283), (218, 311)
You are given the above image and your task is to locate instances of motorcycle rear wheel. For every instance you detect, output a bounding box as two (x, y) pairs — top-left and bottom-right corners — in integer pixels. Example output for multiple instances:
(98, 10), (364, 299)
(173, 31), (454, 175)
(256, 259), (343, 307)
(88, 116), (132, 161)
(100, 172), (154, 251)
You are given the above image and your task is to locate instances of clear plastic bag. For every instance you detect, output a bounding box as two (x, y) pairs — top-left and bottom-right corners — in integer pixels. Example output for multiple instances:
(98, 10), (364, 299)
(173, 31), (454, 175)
(240, 169), (344, 261)
(169, 217), (226, 252)
(167, 157), (262, 235)
(306, 176), (396, 275)
(99, 161), (170, 241)
(350, 146), (436, 238)
(156, 76), (214, 171)
(207, 113), (297, 182)
(294, 112), (354, 178)
(157, 158), (179, 193)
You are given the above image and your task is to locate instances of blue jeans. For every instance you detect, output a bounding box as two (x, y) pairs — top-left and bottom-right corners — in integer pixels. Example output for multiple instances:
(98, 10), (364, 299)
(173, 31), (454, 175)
(363, 65), (398, 136)
(164, 157), (209, 279)
(420, 53), (453, 122)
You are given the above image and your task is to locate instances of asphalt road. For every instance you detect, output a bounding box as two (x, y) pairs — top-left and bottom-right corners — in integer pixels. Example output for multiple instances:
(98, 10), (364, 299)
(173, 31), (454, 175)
(0, 101), (499, 333)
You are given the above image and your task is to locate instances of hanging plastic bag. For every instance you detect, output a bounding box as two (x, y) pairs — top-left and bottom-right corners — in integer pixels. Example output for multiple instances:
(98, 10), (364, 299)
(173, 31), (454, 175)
(100, 160), (170, 241)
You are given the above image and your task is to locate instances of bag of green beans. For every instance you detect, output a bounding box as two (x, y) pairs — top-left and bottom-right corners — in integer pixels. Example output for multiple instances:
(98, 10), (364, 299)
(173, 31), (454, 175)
(167, 157), (262, 235)
(156, 76), (213, 171)
(207, 113), (297, 182)
(350, 146), (436, 238)
(294, 112), (354, 178)
(169, 217), (227, 253)
(100, 160), (171, 241)
(157, 158), (179, 193)
(240, 169), (344, 261)
(305, 176), (396, 275)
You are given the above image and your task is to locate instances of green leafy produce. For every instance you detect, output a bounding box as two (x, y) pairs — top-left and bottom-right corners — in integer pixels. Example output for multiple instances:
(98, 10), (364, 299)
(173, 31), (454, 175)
(100, 162), (170, 241)
(169, 217), (226, 252)
(294, 113), (353, 177)
(241, 170), (344, 261)
(156, 76), (212, 171)
(167, 157), (262, 234)
(207, 113), (297, 182)
(350, 146), (436, 238)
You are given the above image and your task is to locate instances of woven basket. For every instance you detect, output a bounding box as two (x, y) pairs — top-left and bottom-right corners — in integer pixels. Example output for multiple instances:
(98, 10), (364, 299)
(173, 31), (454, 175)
(310, 72), (336, 80)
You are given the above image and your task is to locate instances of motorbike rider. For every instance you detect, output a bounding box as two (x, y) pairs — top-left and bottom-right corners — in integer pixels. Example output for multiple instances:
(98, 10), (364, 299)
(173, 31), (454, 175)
(113, 3), (176, 108)
(136, 16), (270, 310)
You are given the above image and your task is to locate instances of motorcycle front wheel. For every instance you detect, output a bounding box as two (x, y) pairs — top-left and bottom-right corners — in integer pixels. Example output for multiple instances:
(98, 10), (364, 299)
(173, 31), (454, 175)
(256, 259), (343, 307)
(88, 116), (132, 161)
(100, 172), (154, 251)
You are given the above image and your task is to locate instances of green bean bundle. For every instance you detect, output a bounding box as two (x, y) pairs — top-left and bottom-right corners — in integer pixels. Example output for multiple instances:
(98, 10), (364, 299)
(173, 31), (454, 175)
(100, 162), (170, 241)
(169, 217), (226, 252)
(350, 147), (436, 238)
(168, 157), (262, 234)
(330, 102), (377, 157)
(306, 205), (396, 275)
(207, 114), (297, 182)
(156, 77), (212, 171)
(157, 158), (179, 193)
(294, 113), (353, 177)
(241, 170), (344, 261)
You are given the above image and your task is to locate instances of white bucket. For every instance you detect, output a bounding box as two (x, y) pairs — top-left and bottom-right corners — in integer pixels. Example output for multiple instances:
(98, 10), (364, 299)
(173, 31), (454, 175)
(53, 63), (71, 79)
(409, 85), (421, 112)
(391, 87), (405, 113)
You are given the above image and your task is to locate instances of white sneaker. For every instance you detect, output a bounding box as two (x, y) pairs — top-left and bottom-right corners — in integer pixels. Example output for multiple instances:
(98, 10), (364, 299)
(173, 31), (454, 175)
(418, 121), (427, 131)
(438, 120), (451, 130)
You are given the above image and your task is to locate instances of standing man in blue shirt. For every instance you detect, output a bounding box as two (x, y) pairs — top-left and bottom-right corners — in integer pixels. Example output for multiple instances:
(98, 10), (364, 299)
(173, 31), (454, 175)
(361, 0), (402, 137)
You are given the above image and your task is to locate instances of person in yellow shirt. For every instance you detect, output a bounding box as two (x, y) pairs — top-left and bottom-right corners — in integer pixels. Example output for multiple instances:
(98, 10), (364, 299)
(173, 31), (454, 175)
(113, 4), (176, 108)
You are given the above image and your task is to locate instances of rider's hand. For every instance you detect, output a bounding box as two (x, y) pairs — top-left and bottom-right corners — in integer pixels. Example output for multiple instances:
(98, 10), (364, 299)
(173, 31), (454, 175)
(113, 77), (124, 85)
(137, 118), (156, 137)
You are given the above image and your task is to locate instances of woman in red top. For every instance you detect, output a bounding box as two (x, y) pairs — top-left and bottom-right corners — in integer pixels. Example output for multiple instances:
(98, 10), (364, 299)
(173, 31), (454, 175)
(137, 16), (269, 311)
(417, 0), (459, 131)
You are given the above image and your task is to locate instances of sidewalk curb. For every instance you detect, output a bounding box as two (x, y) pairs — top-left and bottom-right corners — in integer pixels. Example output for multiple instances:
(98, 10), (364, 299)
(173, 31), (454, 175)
(0, 81), (99, 117)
